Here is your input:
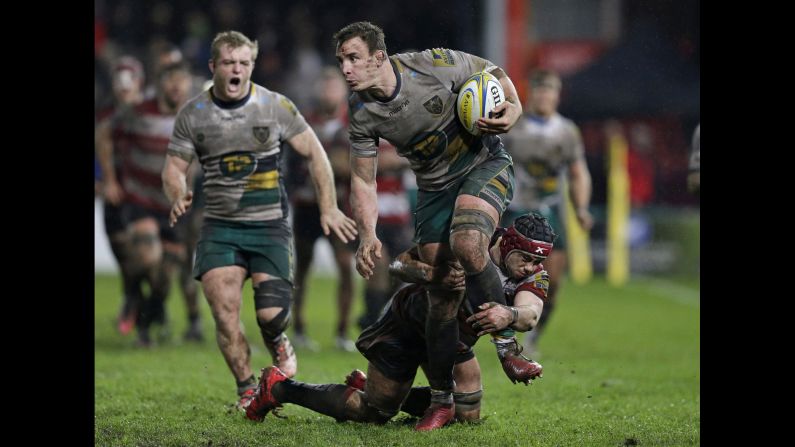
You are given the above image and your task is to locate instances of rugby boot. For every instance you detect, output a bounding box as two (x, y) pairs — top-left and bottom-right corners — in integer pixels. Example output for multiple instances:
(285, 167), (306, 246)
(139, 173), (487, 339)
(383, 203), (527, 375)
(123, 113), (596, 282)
(245, 366), (289, 421)
(493, 338), (543, 384)
(415, 402), (455, 431)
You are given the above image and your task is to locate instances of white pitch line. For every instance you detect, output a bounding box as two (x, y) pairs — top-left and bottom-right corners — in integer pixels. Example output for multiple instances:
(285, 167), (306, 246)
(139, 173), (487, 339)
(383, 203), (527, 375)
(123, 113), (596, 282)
(640, 278), (701, 308)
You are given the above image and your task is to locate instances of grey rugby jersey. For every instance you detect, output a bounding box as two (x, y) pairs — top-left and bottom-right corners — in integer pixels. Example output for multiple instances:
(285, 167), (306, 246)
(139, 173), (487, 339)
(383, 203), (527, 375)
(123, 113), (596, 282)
(501, 113), (584, 211)
(349, 49), (507, 191)
(168, 84), (308, 221)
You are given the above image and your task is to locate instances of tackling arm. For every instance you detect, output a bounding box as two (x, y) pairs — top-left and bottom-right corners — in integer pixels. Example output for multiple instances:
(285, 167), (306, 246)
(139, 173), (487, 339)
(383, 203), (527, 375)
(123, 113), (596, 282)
(508, 290), (545, 332)
(389, 247), (465, 291)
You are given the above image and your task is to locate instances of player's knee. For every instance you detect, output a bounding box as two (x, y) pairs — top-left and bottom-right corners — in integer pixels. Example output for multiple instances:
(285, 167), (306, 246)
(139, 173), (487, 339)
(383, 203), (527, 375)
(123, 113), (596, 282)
(254, 279), (292, 338)
(449, 209), (494, 270)
(453, 389), (482, 421)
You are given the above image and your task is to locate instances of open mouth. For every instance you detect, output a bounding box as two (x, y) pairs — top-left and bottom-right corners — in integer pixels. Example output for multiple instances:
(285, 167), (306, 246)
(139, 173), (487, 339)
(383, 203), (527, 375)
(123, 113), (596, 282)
(230, 77), (241, 86)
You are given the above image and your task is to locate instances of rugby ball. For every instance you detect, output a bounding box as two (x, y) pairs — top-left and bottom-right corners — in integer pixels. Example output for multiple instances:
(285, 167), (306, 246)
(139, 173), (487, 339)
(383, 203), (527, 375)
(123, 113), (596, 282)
(456, 71), (505, 136)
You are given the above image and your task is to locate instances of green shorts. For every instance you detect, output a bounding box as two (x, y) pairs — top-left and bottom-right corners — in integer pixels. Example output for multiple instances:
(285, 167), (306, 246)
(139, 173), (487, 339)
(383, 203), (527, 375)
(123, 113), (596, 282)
(193, 218), (294, 283)
(501, 205), (566, 249)
(414, 153), (514, 244)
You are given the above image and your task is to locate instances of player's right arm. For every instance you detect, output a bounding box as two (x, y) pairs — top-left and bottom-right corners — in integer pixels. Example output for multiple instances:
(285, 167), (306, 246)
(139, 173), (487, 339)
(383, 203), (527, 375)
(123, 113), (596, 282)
(350, 154), (381, 279)
(95, 118), (123, 205)
(466, 269), (548, 336)
(162, 154), (193, 227)
(163, 110), (196, 227)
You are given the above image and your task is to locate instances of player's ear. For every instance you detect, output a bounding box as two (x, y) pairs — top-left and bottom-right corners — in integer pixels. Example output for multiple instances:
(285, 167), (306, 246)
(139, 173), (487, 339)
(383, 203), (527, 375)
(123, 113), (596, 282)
(375, 50), (385, 65)
(208, 58), (215, 74)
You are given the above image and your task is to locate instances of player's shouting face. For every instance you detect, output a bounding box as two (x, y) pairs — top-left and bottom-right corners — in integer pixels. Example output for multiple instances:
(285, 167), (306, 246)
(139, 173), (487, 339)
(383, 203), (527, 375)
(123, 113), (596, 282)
(210, 44), (254, 102)
(335, 37), (382, 92)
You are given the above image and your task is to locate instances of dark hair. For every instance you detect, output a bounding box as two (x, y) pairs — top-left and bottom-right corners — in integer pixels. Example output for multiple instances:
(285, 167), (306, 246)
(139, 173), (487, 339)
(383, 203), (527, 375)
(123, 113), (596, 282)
(513, 213), (557, 243)
(333, 21), (387, 55)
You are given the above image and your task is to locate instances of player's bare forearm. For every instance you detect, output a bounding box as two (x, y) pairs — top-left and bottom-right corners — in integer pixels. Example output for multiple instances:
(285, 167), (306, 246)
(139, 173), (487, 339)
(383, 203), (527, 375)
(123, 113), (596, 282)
(291, 128), (339, 214)
(568, 159), (594, 229)
(510, 291), (544, 332)
(162, 154), (190, 203)
(467, 291), (544, 335)
(569, 159), (592, 210)
(350, 155), (379, 237)
(509, 305), (541, 332)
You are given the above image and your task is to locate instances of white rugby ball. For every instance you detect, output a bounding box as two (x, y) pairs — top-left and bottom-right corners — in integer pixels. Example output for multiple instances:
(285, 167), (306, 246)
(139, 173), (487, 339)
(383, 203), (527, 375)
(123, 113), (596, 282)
(456, 71), (505, 136)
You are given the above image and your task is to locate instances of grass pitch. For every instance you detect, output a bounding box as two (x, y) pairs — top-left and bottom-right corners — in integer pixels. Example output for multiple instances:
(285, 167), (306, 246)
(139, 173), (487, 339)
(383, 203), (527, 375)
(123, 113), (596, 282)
(95, 273), (699, 446)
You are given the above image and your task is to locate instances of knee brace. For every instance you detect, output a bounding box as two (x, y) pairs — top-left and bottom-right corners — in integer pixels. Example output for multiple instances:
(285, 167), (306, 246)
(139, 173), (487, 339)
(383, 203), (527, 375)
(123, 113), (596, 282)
(255, 279), (292, 338)
(453, 389), (483, 413)
(449, 209), (496, 239)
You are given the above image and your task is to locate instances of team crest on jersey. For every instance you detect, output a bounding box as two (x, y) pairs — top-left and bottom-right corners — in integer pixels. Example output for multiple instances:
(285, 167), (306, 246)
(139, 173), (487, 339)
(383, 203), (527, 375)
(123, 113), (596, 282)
(431, 49), (455, 67)
(252, 127), (270, 144)
(423, 95), (443, 114)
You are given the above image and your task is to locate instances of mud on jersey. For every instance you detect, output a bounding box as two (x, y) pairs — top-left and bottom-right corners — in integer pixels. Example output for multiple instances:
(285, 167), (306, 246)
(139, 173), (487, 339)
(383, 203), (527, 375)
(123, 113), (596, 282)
(501, 113), (584, 210)
(348, 49), (507, 191)
(168, 84), (308, 221)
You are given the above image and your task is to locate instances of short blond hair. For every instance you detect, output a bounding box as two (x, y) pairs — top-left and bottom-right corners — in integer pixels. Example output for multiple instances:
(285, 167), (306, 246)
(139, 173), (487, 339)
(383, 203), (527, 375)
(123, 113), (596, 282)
(211, 31), (259, 63)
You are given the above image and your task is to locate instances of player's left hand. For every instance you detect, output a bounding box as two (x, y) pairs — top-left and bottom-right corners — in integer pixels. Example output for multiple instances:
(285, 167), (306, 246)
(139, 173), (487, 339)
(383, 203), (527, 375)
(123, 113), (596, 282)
(466, 302), (514, 336)
(476, 100), (521, 134)
(320, 208), (358, 243)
